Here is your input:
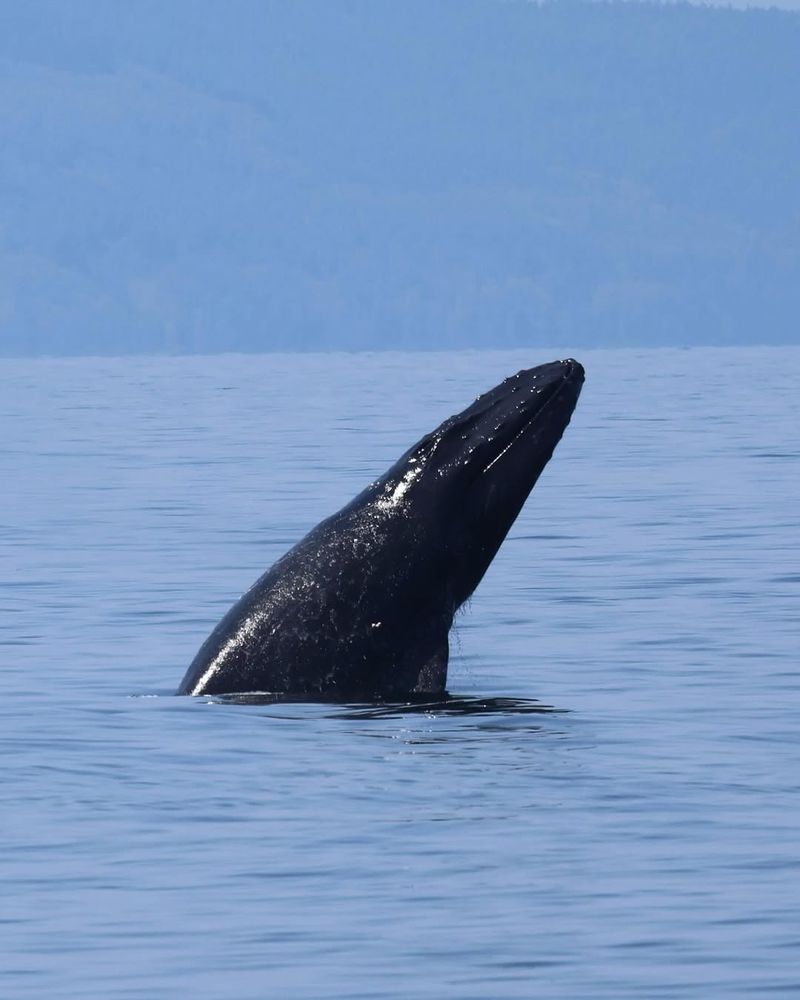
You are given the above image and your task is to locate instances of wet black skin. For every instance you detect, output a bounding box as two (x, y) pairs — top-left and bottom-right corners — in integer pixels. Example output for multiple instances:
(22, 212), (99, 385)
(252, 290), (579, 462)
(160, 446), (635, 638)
(176, 359), (584, 698)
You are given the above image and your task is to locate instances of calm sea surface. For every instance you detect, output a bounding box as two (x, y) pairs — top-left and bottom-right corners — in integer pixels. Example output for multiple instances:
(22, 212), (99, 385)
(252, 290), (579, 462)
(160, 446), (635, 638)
(2, 348), (799, 998)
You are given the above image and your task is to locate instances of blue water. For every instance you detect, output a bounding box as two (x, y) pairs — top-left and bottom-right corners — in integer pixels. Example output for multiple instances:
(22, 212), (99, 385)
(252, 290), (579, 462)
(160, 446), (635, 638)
(2, 348), (799, 998)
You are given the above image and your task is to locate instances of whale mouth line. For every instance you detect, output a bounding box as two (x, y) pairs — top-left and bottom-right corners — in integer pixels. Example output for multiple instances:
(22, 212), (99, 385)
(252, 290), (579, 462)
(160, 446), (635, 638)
(477, 359), (583, 477)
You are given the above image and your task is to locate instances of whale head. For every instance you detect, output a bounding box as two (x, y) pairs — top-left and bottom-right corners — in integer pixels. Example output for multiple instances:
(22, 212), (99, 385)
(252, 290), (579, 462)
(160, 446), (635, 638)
(370, 359), (584, 609)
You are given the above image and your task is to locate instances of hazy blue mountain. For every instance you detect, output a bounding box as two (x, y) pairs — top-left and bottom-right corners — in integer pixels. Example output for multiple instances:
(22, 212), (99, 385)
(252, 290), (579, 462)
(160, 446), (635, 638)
(0, 0), (798, 355)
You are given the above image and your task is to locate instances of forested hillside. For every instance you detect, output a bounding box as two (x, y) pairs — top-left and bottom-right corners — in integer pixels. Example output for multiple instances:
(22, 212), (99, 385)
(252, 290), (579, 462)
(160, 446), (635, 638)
(1, 0), (798, 354)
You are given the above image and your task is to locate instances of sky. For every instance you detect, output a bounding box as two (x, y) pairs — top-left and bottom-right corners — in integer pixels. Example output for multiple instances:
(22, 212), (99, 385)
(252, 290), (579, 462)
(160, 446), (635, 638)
(0, 0), (798, 355)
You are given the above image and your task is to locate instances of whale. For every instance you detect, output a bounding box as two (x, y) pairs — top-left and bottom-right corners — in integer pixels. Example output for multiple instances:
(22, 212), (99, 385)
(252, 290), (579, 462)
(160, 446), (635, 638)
(177, 359), (584, 698)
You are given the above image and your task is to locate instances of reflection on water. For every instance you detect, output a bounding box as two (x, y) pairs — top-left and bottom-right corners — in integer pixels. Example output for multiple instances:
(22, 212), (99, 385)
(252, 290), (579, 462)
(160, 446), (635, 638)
(211, 691), (560, 717)
(333, 694), (561, 720)
(204, 692), (565, 741)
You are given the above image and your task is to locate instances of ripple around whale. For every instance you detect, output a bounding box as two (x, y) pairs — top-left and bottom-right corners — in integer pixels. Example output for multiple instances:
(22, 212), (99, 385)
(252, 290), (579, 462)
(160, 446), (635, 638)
(207, 691), (563, 719)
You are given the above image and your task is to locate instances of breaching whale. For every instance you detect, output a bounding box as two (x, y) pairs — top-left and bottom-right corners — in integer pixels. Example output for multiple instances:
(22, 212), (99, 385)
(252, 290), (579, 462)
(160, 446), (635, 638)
(177, 359), (584, 698)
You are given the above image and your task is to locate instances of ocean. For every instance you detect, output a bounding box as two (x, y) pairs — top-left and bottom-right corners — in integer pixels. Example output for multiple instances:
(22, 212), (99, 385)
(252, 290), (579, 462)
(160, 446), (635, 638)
(2, 347), (799, 998)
